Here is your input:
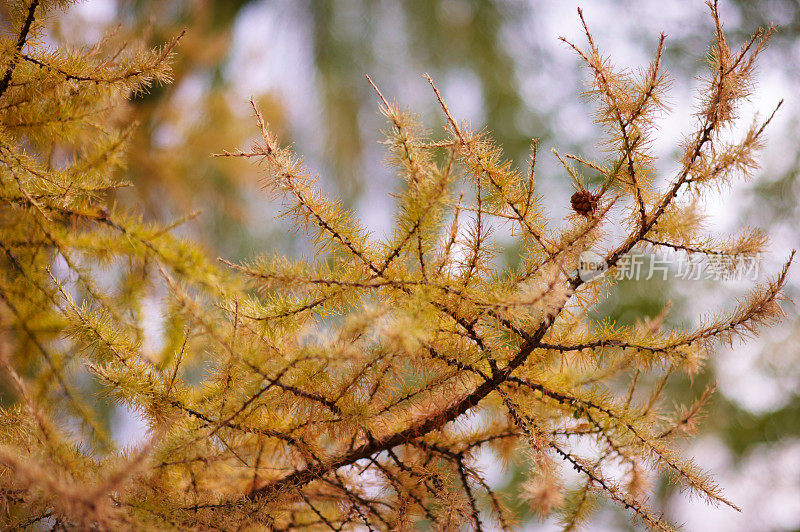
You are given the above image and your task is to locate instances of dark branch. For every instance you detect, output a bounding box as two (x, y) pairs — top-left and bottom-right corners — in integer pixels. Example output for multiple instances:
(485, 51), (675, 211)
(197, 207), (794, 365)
(0, 0), (39, 100)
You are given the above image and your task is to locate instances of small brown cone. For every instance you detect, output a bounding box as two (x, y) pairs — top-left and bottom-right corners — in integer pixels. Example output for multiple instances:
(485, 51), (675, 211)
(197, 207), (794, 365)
(570, 189), (598, 216)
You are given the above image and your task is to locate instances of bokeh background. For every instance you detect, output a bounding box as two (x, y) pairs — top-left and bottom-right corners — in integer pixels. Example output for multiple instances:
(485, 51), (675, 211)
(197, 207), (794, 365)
(48, 1), (800, 530)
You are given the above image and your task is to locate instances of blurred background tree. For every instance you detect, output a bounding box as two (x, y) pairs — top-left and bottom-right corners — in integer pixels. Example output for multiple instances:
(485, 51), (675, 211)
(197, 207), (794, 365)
(37, 1), (800, 529)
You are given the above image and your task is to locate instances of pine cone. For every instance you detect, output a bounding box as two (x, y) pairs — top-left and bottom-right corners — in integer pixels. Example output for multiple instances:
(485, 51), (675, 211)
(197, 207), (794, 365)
(570, 189), (598, 216)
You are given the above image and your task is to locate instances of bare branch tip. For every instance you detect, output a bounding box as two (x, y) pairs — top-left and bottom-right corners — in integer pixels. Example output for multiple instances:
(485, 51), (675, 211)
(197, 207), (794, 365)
(365, 74), (390, 108)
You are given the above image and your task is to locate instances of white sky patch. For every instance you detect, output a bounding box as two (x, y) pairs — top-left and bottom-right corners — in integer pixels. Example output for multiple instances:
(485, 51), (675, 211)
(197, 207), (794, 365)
(472, 445), (509, 490)
(671, 438), (800, 531)
(71, 0), (117, 24)
(716, 340), (790, 413)
(139, 294), (165, 363)
(225, 1), (324, 165)
(64, 0), (118, 44)
(111, 402), (149, 449)
(440, 68), (485, 128)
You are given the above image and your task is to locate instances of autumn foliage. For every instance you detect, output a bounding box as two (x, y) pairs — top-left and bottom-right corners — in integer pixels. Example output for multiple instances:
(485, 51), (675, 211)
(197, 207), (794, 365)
(0, 1), (793, 530)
